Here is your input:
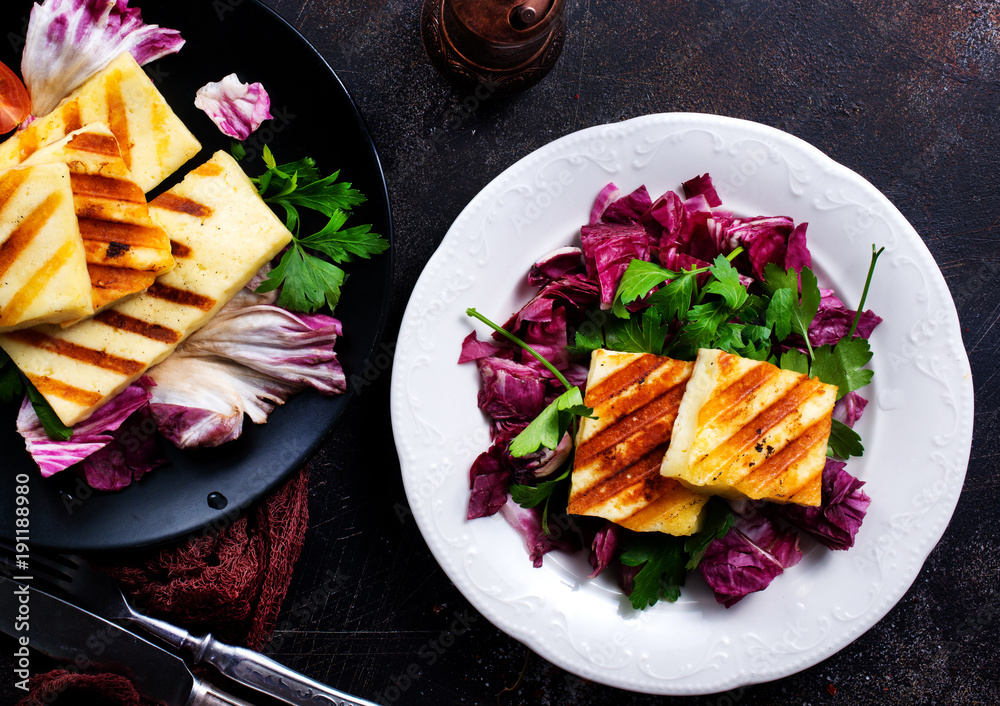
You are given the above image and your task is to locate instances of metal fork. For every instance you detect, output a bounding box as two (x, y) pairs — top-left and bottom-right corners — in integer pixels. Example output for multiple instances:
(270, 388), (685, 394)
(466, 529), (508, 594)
(0, 541), (378, 706)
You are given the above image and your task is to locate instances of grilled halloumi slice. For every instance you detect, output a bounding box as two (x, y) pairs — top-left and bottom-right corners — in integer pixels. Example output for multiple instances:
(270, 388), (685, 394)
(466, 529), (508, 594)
(0, 52), (201, 193)
(0, 164), (93, 331)
(20, 124), (175, 317)
(568, 350), (709, 536)
(0, 151), (292, 426)
(661, 349), (837, 506)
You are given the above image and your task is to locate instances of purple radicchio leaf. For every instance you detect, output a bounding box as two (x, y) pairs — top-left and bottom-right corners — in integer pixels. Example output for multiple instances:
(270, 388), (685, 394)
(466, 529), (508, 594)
(194, 73), (273, 140)
(771, 459), (871, 551)
(476, 356), (547, 422)
(81, 407), (166, 491)
(600, 185), (653, 225)
(580, 223), (653, 308)
(23, 0), (185, 116)
(499, 501), (577, 568)
(467, 442), (512, 519)
(588, 521), (620, 579)
(16, 376), (154, 478)
(783, 222), (812, 272)
(832, 391), (868, 428)
(808, 289), (883, 346)
(458, 331), (500, 364)
(698, 513), (802, 608)
(147, 285), (344, 449)
(726, 216), (795, 280)
(589, 182), (620, 225)
(528, 247), (586, 287)
(682, 173), (723, 207)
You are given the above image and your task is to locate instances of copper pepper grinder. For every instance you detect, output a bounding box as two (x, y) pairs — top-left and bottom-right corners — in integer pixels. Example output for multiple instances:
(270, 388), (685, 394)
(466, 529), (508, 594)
(421, 0), (567, 95)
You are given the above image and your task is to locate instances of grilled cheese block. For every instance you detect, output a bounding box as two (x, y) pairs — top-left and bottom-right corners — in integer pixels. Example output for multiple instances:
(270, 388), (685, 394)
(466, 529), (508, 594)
(568, 350), (709, 536)
(20, 124), (175, 317)
(661, 349), (837, 506)
(0, 151), (293, 426)
(0, 164), (93, 331)
(0, 52), (201, 193)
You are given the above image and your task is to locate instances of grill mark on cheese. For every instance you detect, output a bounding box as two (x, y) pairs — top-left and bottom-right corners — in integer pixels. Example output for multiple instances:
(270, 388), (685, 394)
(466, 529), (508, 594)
(146, 282), (216, 311)
(698, 362), (775, 425)
(17, 123), (41, 161)
(151, 193), (213, 218)
(0, 168), (30, 216)
(28, 375), (104, 408)
(569, 442), (670, 513)
(575, 385), (686, 467)
(170, 240), (192, 258)
(93, 310), (182, 344)
(6, 329), (144, 376)
(70, 173), (145, 204)
(1, 238), (78, 324)
(66, 131), (120, 158)
(587, 353), (667, 408)
(0, 191), (64, 280)
(691, 378), (824, 481)
(63, 101), (83, 134)
(106, 71), (132, 170)
(78, 218), (166, 247)
(739, 417), (829, 499)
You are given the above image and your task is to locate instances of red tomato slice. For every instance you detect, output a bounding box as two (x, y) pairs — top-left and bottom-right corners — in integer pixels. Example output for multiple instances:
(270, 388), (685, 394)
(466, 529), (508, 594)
(0, 61), (31, 134)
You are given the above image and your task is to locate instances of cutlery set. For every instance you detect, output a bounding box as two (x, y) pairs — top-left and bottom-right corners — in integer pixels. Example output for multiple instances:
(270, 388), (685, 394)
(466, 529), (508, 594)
(0, 543), (376, 706)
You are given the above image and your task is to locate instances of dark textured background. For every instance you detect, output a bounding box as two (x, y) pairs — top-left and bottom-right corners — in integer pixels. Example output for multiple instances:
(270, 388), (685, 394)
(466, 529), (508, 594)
(6, 0), (1000, 704)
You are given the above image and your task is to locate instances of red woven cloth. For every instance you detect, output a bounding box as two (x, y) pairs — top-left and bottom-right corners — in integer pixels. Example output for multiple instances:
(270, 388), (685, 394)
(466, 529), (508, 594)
(18, 465), (310, 706)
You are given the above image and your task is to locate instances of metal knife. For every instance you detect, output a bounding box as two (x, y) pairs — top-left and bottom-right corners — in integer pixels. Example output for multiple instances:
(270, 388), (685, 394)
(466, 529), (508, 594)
(0, 576), (254, 706)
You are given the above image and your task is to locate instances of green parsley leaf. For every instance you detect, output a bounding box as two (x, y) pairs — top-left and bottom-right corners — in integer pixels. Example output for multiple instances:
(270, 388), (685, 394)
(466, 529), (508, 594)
(779, 348), (810, 376)
(567, 326), (605, 356)
(828, 418), (865, 459)
(301, 215), (390, 263)
(620, 534), (687, 610)
(510, 469), (571, 509)
(613, 260), (677, 308)
(762, 264), (821, 357)
(231, 141), (247, 161)
(811, 337), (874, 399)
(704, 254), (748, 310)
(509, 387), (591, 457)
(257, 244), (346, 313)
(26, 384), (72, 441)
(605, 308), (670, 356)
(766, 288), (794, 341)
(648, 271), (696, 323)
(0, 350), (24, 404)
(246, 147), (388, 314)
(684, 498), (735, 570)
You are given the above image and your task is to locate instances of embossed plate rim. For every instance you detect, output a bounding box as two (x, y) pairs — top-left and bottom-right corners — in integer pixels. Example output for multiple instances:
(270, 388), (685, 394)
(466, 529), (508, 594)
(390, 112), (973, 695)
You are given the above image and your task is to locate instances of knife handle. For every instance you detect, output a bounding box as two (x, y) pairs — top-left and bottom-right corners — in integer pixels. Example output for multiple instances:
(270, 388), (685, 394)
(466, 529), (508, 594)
(191, 634), (379, 706)
(188, 677), (257, 706)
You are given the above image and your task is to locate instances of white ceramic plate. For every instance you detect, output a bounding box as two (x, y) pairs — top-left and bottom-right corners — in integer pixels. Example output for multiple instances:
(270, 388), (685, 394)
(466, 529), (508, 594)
(389, 113), (973, 695)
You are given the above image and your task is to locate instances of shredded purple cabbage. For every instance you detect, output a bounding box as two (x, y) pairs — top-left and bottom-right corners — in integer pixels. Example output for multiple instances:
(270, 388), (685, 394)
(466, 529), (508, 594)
(587, 521), (620, 579)
(467, 442), (512, 519)
(771, 460), (871, 551)
(499, 502), (578, 568)
(17, 377), (155, 479)
(809, 289), (883, 346)
(699, 514), (802, 608)
(833, 391), (868, 428)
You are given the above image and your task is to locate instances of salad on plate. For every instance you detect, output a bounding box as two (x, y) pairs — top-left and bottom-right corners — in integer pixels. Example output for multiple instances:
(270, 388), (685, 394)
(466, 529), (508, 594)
(461, 174), (880, 609)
